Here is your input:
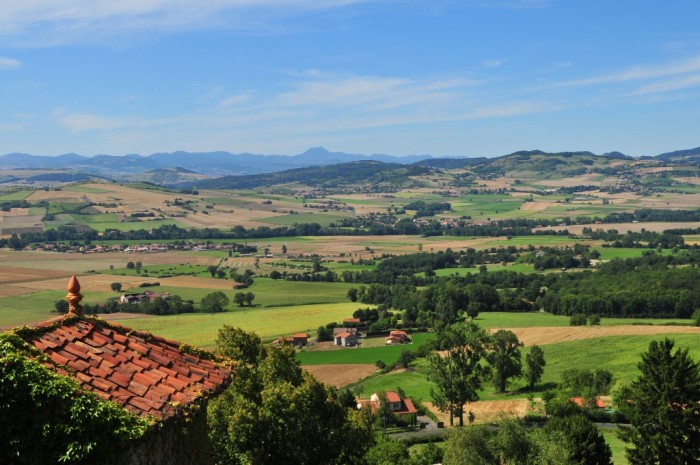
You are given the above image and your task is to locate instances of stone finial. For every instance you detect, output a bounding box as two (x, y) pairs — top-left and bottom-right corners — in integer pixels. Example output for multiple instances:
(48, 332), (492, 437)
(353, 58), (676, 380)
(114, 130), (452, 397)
(66, 275), (83, 316)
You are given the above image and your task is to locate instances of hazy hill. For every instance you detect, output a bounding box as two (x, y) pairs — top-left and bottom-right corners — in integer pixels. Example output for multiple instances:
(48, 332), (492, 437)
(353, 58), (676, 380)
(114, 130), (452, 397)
(0, 147), (433, 177)
(193, 160), (432, 190)
(655, 147), (700, 163)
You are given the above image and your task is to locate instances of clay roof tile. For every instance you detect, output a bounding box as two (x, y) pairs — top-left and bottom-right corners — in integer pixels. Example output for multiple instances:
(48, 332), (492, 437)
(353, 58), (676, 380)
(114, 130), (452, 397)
(20, 317), (231, 420)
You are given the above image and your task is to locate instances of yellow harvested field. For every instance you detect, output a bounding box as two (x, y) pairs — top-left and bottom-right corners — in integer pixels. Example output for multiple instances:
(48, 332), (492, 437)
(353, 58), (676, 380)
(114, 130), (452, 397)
(519, 201), (550, 212)
(424, 399), (531, 425)
(535, 221), (700, 234)
(6, 274), (146, 293)
(534, 174), (604, 187)
(0, 266), (69, 285)
(304, 364), (377, 388)
(495, 325), (700, 346)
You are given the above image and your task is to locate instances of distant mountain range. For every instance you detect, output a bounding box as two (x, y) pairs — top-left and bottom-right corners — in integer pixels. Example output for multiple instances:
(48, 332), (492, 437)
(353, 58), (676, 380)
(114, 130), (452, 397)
(0, 146), (697, 185)
(0, 147), (436, 177)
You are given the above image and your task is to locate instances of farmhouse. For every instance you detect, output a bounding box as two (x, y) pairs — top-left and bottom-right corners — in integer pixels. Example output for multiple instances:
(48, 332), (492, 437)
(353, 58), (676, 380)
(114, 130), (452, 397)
(334, 329), (358, 347)
(119, 290), (171, 304)
(4, 276), (231, 464)
(385, 330), (411, 345)
(358, 391), (418, 426)
(272, 333), (308, 348)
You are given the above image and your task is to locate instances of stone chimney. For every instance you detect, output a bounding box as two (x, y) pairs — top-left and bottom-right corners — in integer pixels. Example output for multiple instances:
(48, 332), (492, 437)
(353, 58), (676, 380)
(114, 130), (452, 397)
(65, 275), (83, 316)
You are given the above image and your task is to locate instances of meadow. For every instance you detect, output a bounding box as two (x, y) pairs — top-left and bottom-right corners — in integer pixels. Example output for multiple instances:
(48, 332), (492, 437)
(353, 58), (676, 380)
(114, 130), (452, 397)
(121, 302), (363, 348)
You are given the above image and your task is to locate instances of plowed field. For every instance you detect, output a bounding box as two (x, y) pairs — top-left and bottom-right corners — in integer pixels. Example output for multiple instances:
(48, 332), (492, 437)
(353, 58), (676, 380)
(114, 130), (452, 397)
(303, 364), (377, 388)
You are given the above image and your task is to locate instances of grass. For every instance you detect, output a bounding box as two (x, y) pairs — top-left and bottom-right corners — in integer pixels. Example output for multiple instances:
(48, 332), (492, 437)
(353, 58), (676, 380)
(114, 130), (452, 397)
(594, 248), (673, 260)
(602, 429), (629, 465)
(122, 302), (363, 349)
(0, 290), (116, 328)
(345, 332), (700, 404)
(256, 212), (350, 227)
(66, 218), (187, 232)
(104, 264), (213, 279)
(64, 185), (111, 193)
(0, 190), (33, 201)
(473, 312), (692, 329)
(431, 264), (536, 277)
(298, 333), (434, 366)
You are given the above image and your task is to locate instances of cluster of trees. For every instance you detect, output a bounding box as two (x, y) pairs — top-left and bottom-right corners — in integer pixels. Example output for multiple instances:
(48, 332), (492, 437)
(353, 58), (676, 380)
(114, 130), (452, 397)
(585, 228), (686, 249)
(403, 200), (452, 217)
(427, 322), (544, 426)
(55, 293), (199, 316)
(339, 249), (700, 327)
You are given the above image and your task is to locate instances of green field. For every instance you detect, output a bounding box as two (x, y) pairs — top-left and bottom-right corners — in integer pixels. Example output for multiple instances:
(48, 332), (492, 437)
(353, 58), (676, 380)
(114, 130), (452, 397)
(431, 263), (536, 277)
(0, 190), (33, 201)
(64, 185), (111, 193)
(256, 212), (350, 227)
(298, 333), (434, 366)
(602, 429), (629, 465)
(473, 312), (692, 329)
(122, 302), (363, 348)
(63, 217), (187, 232)
(104, 264), (214, 279)
(594, 247), (674, 260)
(0, 290), (116, 328)
(348, 332), (700, 403)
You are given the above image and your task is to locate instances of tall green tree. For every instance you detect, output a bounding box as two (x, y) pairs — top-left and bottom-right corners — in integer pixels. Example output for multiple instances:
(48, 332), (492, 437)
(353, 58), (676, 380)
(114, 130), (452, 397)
(525, 345), (546, 390)
(545, 415), (612, 465)
(487, 329), (523, 393)
(209, 328), (372, 465)
(427, 321), (490, 426)
(442, 425), (496, 465)
(199, 291), (229, 313)
(617, 338), (700, 465)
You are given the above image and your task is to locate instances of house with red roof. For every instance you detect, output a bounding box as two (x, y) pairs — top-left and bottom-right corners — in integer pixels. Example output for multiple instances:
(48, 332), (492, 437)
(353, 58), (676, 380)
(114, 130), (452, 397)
(358, 391), (418, 426)
(571, 397), (605, 409)
(4, 275), (232, 464)
(334, 331), (358, 347)
(385, 330), (411, 345)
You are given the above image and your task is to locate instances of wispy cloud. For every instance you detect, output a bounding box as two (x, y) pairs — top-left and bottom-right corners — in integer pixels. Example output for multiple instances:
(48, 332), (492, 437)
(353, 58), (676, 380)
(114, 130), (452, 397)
(0, 0), (375, 45)
(52, 109), (126, 133)
(469, 0), (554, 10)
(0, 56), (21, 69)
(632, 74), (700, 96)
(219, 93), (252, 108)
(483, 58), (510, 69)
(548, 54), (700, 89)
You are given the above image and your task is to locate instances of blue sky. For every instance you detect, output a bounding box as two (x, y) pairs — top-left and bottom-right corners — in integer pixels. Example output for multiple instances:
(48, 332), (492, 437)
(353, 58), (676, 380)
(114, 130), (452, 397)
(1, 0), (699, 158)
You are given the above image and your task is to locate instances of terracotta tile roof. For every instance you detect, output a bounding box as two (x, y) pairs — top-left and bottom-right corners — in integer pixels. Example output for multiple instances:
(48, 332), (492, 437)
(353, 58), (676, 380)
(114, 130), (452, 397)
(385, 391), (401, 403)
(25, 317), (231, 420)
(571, 397), (605, 409)
(336, 332), (353, 338)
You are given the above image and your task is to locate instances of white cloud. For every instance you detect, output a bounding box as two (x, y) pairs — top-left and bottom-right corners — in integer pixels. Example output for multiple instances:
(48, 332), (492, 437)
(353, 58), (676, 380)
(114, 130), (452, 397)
(632, 74), (700, 96)
(53, 111), (125, 133)
(548, 54), (700, 89)
(483, 58), (510, 69)
(0, 0), (375, 45)
(219, 93), (252, 108)
(0, 56), (21, 69)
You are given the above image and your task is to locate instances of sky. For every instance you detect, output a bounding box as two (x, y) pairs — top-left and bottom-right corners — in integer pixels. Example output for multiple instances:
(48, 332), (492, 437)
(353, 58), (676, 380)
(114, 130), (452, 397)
(1, 0), (700, 158)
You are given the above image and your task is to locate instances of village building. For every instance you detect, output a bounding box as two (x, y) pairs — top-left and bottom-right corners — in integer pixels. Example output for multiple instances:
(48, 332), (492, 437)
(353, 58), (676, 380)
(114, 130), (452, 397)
(358, 391), (418, 426)
(333, 329), (358, 347)
(385, 330), (411, 345)
(272, 333), (308, 348)
(119, 290), (171, 305)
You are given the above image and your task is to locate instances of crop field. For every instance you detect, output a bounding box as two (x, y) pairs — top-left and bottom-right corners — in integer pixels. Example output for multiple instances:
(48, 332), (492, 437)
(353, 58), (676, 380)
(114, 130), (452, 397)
(256, 212), (350, 227)
(0, 189), (33, 201)
(115, 302), (364, 348)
